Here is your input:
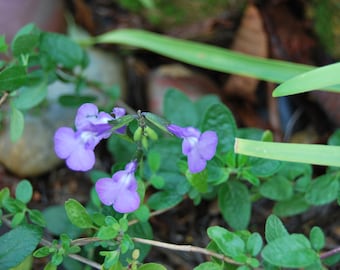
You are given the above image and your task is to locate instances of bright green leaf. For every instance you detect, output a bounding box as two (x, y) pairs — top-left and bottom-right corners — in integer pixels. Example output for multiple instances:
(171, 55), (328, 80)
(207, 226), (245, 258)
(28, 209), (46, 227)
(0, 36), (8, 52)
(15, 180), (33, 204)
(218, 181), (251, 230)
(262, 234), (318, 268)
(138, 263), (167, 270)
(10, 104), (24, 142)
(11, 33), (39, 56)
(97, 226), (119, 240)
(235, 138), (340, 167)
(13, 80), (47, 110)
(265, 215), (289, 243)
(65, 199), (94, 229)
(309, 226), (325, 251)
(33, 247), (51, 258)
(246, 232), (263, 257)
(0, 225), (42, 269)
(193, 261), (222, 270)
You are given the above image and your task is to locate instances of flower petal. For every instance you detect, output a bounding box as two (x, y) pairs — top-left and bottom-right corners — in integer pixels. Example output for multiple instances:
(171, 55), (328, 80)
(113, 189), (140, 213)
(167, 124), (185, 138)
(95, 178), (118, 206)
(75, 103), (99, 129)
(187, 147), (207, 173)
(54, 127), (77, 159)
(66, 145), (95, 171)
(198, 131), (218, 160)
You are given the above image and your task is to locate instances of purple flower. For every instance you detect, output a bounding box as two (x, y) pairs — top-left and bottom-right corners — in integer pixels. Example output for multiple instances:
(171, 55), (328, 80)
(112, 107), (126, 134)
(95, 160), (140, 213)
(54, 103), (125, 171)
(167, 124), (218, 173)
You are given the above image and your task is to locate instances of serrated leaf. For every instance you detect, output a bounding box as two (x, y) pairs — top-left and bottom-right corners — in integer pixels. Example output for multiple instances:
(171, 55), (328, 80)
(218, 181), (251, 230)
(262, 234), (318, 268)
(207, 226), (245, 258)
(163, 88), (199, 126)
(201, 103), (236, 153)
(15, 180), (33, 204)
(10, 104), (24, 142)
(65, 199), (93, 229)
(0, 65), (27, 92)
(265, 215), (289, 243)
(259, 176), (293, 201)
(309, 226), (325, 251)
(0, 225), (42, 269)
(305, 174), (339, 205)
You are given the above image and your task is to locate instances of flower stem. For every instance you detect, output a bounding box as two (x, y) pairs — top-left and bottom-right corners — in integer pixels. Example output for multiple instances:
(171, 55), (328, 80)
(320, 246), (340, 260)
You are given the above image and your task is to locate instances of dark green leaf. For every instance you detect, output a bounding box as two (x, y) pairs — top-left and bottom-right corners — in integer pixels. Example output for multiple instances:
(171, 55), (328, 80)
(147, 150), (161, 173)
(65, 199), (94, 229)
(15, 180), (33, 204)
(186, 170), (208, 193)
(328, 129), (340, 145)
(0, 36), (8, 53)
(265, 215), (289, 243)
(305, 174), (339, 205)
(12, 80), (47, 110)
(0, 65), (27, 92)
(58, 94), (97, 107)
(147, 191), (183, 210)
(218, 181), (251, 230)
(10, 104), (24, 142)
(309, 226), (325, 251)
(259, 176), (293, 201)
(249, 158), (281, 177)
(273, 195), (310, 217)
(206, 158), (229, 186)
(40, 32), (87, 69)
(0, 225), (42, 269)
(207, 226), (245, 258)
(201, 103), (236, 153)
(262, 234), (318, 268)
(143, 112), (171, 135)
(163, 88), (199, 126)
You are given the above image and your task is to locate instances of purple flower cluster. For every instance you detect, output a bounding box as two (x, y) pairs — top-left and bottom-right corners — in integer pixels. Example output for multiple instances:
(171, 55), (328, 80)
(167, 124), (218, 173)
(54, 103), (125, 171)
(95, 160), (140, 213)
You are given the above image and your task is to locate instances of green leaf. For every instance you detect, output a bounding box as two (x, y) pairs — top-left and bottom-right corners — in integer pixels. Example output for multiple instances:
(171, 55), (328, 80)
(9, 254), (33, 270)
(0, 36), (8, 53)
(43, 205), (81, 238)
(40, 32), (87, 69)
(143, 112), (171, 135)
(94, 29), (318, 85)
(207, 226), (245, 258)
(249, 158), (281, 178)
(138, 263), (167, 270)
(273, 195), (310, 217)
(0, 225), (42, 269)
(234, 138), (340, 167)
(246, 232), (263, 257)
(10, 104), (24, 142)
(147, 191), (182, 210)
(259, 176), (293, 201)
(97, 226), (119, 240)
(186, 170), (208, 193)
(147, 150), (161, 173)
(11, 33), (39, 56)
(218, 181), (251, 230)
(163, 88), (199, 126)
(15, 180), (33, 204)
(58, 94), (97, 107)
(12, 80), (47, 110)
(265, 215), (289, 243)
(11, 212), (26, 227)
(28, 209), (46, 227)
(309, 226), (325, 252)
(195, 95), (221, 116)
(273, 62), (340, 97)
(262, 234), (318, 268)
(202, 103), (236, 153)
(305, 174), (339, 205)
(193, 262), (222, 270)
(328, 129), (340, 145)
(33, 247), (51, 258)
(64, 199), (94, 229)
(0, 65), (27, 92)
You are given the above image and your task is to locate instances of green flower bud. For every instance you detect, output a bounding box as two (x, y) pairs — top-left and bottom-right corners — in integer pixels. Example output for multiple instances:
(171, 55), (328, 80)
(133, 126), (143, 141)
(145, 126), (158, 140)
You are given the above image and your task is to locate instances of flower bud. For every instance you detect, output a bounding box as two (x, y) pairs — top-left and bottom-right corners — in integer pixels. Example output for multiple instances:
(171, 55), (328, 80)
(133, 126), (143, 141)
(145, 126), (158, 140)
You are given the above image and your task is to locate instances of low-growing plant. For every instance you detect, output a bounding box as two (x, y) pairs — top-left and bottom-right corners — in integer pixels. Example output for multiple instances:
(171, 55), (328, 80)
(0, 24), (339, 270)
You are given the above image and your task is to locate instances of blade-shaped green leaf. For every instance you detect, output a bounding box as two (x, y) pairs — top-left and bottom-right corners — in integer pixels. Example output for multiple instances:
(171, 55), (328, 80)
(10, 104), (24, 142)
(273, 62), (340, 97)
(234, 138), (340, 167)
(92, 29), (320, 85)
